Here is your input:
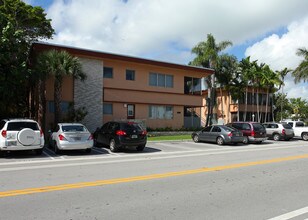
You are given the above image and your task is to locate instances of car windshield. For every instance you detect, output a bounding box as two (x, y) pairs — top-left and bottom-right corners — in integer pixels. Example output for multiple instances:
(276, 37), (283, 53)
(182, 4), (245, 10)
(62, 125), (86, 132)
(252, 123), (265, 131)
(7, 122), (39, 131)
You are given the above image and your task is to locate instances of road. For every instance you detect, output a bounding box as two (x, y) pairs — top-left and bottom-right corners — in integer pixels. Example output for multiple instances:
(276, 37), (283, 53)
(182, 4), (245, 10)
(0, 139), (308, 220)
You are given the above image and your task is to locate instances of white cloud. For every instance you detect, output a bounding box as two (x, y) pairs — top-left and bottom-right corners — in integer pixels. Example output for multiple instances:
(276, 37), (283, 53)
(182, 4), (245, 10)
(245, 16), (308, 99)
(45, 0), (308, 60)
(41, 0), (308, 99)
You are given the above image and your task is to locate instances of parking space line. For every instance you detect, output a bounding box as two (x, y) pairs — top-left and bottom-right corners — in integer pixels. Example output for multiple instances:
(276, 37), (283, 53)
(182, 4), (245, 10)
(43, 148), (65, 160)
(267, 206), (308, 220)
(42, 150), (55, 160)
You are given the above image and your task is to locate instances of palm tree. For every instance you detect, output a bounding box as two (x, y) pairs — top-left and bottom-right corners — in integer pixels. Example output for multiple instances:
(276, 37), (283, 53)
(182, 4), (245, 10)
(292, 47), (308, 83)
(215, 54), (238, 123)
(191, 34), (232, 126)
(276, 68), (292, 121)
(35, 49), (86, 127)
(260, 65), (281, 122)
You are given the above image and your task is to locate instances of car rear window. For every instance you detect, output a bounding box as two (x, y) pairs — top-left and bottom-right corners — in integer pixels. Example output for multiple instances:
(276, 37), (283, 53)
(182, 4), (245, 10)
(282, 124), (292, 129)
(221, 126), (235, 132)
(252, 123), (265, 131)
(7, 122), (39, 131)
(120, 123), (142, 131)
(62, 125), (86, 132)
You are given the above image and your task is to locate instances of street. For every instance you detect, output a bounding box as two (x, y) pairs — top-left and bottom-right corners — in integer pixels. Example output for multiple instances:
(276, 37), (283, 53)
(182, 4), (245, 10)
(0, 140), (308, 220)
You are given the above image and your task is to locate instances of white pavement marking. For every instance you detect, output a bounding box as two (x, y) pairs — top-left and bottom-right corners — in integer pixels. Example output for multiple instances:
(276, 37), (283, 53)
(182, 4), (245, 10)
(267, 206), (308, 220)
(157, 142), (201, 151)
(0, 145), (306, 172)
(42, 150), (55, 160)
(0, 144), (305, 168)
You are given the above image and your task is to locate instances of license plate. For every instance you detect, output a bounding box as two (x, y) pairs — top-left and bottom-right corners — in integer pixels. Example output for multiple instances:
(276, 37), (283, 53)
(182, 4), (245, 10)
(131, 135), (138, 139)
(7, 141), (17, 146)
(73, 137), (81, 141)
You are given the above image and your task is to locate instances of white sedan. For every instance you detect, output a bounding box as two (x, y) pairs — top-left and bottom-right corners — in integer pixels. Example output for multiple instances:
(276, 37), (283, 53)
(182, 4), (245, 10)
(49, 123), (93, 154)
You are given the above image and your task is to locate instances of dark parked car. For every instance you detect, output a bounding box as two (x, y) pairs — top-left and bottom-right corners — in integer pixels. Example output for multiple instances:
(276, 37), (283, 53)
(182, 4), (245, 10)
(191, 125), (244, 145)
(226, 122), (267, 144)
(93, 121), (147, 152)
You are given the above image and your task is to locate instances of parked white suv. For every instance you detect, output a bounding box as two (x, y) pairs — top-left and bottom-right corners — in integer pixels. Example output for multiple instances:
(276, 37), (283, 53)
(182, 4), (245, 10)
(0, 119), (44, 155)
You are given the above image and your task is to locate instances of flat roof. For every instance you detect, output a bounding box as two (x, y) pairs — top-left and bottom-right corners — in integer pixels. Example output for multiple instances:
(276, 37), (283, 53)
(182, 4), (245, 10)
(31, 41), (213, 75)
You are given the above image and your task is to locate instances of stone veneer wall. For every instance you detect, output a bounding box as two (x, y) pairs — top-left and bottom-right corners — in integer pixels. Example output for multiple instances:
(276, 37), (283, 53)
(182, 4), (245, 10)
(74, 58), (103, 133)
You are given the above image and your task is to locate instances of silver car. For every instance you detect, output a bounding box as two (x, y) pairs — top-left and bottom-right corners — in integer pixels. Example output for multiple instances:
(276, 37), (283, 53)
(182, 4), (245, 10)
(49, 123), (93, 153)
(262, 122), (294, 141)
(192, 125), (244, 145)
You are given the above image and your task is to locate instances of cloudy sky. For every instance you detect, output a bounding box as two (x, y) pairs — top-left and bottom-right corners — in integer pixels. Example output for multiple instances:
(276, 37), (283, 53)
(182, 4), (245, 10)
(26, 0), (308, 99)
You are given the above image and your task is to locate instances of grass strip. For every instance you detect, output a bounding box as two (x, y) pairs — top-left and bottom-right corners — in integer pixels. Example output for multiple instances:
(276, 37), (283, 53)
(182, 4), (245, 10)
(148, 134), (191, 141)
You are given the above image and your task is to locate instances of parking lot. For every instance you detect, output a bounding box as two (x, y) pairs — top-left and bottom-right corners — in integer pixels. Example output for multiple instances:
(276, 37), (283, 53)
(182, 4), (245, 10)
(0, 139), (307, 164)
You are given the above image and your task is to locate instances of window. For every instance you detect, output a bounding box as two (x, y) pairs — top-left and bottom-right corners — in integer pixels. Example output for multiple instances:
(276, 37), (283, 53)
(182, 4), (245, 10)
(48, 101), (70, 113)
(127, 104), (135, 119)
(184, 77), (201, 95)
(126, 69), (135, 80)
(149, 105), (173, 119)
(103, 103), (113, 115)
(104, 67), (113, 78)
(149, 72), (173, 88)
(212, 126), (221, 132)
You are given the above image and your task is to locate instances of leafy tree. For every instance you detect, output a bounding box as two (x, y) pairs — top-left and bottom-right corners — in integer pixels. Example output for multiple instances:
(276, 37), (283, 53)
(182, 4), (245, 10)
(289, 98), (308, 120)
(292, 47), (308, 83)
(190, 34), (232, 125)
(35, 49), (86, 126)
(0, 0), (54, 118)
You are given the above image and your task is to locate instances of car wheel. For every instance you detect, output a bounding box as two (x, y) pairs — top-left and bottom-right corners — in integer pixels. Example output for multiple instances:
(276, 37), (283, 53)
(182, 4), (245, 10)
(109, 139), (119, 152)
(85, 148), (92, 153)
(302, 132), (308, 141)
(273, 134), (280, 141)
(243, 137), (249, 144)
(35, 149), (43, 155)
(192, 135), (199, 143)
(216, 137), (224, 145)
(136, 145), (145, 151)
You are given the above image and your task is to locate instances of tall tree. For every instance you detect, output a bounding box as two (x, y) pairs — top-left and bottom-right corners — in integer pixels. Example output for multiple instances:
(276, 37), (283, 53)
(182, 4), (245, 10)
(190, 34), (232, 126)
(0, 0), (54, 118)
(292, 47), (308, 83)
(36, 49), (86, 127)
(215, 54), (238, 123)
(276, 68), (292, 121)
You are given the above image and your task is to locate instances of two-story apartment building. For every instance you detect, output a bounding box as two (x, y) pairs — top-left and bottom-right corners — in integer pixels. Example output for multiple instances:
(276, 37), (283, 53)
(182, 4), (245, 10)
(31, 42), (213, 132)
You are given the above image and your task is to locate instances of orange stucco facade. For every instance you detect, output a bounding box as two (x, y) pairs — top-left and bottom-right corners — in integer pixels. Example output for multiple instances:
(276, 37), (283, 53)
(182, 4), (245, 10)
(32, 42), (213, 131)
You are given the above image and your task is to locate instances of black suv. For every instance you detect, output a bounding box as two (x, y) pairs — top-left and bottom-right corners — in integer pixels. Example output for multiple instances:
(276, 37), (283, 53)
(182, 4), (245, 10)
(226, 122), (267, 144)
(93, 121), (147, 152)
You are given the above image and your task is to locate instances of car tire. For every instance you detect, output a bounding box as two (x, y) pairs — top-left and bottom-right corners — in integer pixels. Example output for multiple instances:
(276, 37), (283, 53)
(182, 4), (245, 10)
(85, 148), (92, 153)
(243, 137), (249, 144)
(192, 135), (199, 143)
(35, 149), (43, 155)
(302, 132), (308, 141)
(136, 145), (145, 151)
(273, 134), (281, 141)
(109, 139), (119, 152)
(216, 137), (224, 145)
